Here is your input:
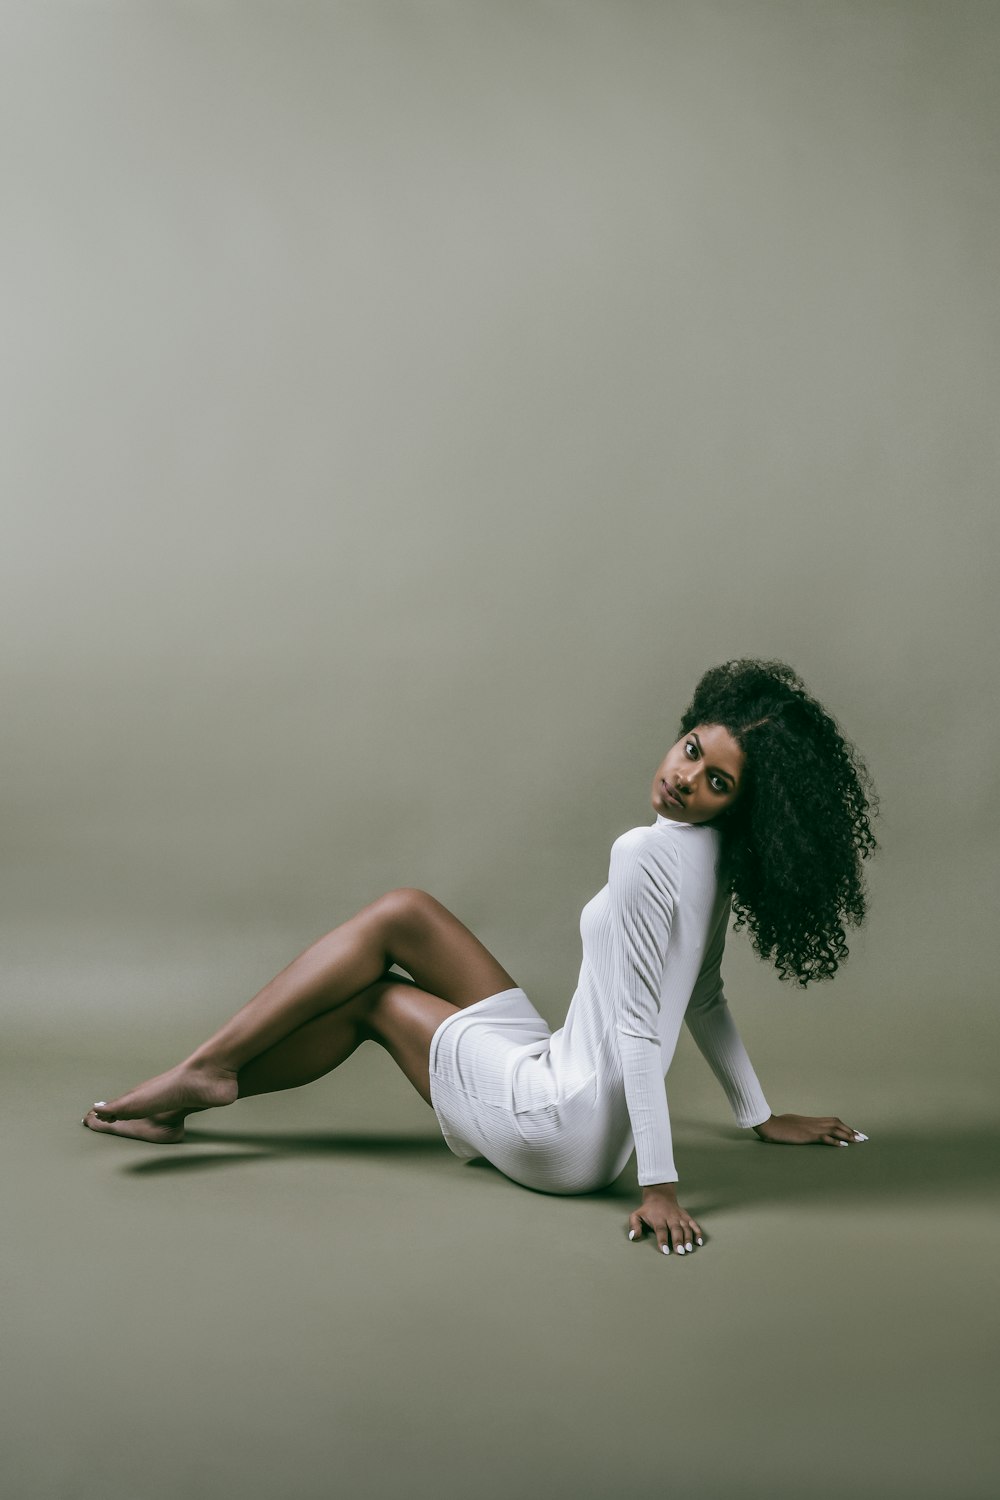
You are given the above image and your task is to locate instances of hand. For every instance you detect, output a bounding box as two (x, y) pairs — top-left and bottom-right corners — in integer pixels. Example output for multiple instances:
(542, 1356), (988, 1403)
(627, 1186), (704, 1257)
(752, 1112), (869, 1147)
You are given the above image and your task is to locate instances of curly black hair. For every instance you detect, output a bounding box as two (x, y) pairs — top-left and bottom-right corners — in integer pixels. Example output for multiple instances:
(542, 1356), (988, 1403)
(678, 658), (879, 987)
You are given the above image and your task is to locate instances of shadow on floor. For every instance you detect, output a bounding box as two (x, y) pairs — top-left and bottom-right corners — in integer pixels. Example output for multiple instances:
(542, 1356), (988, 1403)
(112, 1116), (1000, 1212)
(118, 1129), (450, 1176)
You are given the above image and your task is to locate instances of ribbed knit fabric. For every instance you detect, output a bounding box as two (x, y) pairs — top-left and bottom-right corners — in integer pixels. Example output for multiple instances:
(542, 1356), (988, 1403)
(427, 813), (772, 1193)
(551, 813), (772, 1186)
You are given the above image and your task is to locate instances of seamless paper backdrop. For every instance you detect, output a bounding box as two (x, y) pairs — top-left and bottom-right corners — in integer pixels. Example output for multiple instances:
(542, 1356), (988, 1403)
(3, 2), (998, 1071)
(3, 6), (1000, 1500)
(5, 3), (998, 1055)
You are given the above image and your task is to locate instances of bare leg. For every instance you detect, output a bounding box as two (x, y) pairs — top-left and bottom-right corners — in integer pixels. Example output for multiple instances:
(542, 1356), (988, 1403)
(83, 986), (377, 1144)
(88, 896), (395, 1124)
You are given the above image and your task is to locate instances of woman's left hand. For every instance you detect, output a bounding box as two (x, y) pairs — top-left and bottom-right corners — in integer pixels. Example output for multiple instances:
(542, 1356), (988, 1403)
(752, 1112), (868, 1147)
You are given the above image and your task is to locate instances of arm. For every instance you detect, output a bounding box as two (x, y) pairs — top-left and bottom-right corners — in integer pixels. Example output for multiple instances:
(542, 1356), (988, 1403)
(685, 891), (871, 1152)
(683, 890), (772, 1129)
(611, 835), (707, 1256)
(608, 835), (681, 1186)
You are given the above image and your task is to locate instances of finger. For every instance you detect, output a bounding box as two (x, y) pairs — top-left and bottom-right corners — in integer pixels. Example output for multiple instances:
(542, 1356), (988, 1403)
(668, 1222), (689, 1256)
(672, 1218), (693, 1253)
(821, 1133), (850, 1147)
(680, 1219), (700, 1252)
(685, 1214), (705, 1247)
(628, 1215), (644, 1242)
(653, 1222), (672, 1256)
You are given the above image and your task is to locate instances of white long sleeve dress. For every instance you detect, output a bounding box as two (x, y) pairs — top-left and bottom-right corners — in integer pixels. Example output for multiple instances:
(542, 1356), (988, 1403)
(426, 812), (772, 1194)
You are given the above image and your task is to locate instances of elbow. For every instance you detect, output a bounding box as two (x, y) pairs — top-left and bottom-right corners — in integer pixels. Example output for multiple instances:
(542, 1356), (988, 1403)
(617, 1025), (660, 1045)
(687, 984), (724, 1018)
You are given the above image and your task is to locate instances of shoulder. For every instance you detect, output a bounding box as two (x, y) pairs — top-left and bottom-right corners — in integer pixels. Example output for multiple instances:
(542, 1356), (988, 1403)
(609, 824), (683, 892)
(611, 819), (718, 859)
(611, 823), (669, 858)
(611, 820), (722, 888)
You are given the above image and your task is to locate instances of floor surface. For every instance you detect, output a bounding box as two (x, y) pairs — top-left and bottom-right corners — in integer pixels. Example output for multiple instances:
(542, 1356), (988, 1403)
(5, 1021), (998, 1500)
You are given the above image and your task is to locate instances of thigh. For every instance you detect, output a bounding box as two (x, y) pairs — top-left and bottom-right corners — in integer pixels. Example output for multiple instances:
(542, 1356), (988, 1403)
(379, 887), (519, 1010)
(361, 975), (459, 1109)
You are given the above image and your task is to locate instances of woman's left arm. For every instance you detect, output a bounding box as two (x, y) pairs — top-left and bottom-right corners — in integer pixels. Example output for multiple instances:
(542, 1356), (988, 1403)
(608, 836), (681, 1188)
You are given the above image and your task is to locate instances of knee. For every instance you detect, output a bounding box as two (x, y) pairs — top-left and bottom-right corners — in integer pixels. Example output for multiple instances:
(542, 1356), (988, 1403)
(373, 886), (436, 934)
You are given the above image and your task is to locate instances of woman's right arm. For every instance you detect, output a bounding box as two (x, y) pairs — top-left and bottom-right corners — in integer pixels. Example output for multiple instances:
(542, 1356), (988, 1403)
(683, 891), (772, 1130)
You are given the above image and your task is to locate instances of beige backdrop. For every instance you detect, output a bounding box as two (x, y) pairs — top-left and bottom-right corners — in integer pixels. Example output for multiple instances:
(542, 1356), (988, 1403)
(4, 4), (998, 1499)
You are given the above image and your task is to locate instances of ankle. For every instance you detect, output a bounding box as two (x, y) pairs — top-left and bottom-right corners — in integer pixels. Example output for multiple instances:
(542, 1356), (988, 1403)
(184, 1053), (239, 1079)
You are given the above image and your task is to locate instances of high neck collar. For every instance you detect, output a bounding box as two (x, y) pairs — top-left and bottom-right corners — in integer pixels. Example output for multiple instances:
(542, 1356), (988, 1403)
(654, 812), (718, 835)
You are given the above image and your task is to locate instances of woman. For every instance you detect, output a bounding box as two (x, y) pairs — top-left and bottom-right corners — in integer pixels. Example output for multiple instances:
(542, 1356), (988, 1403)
(83, 657), (879, 1259)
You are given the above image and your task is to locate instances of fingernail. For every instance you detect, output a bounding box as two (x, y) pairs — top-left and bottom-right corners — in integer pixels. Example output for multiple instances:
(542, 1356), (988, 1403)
(628, 1229), (636, 1240)
(661, 1245), (670, 1255)
(93, 1101), (107, 1108)
(696, 1237), (704, 1246)
(676, 1246), (685, 1254)
(855, 1132), (868, 1141)
(685, 1241), (693, 1251)
(838, 1140), (848, 1146)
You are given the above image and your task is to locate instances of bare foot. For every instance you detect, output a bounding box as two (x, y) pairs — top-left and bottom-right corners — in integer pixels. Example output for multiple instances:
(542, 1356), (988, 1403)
(82, 1107), (191, 1144)
(89, 1060), (238, 1122)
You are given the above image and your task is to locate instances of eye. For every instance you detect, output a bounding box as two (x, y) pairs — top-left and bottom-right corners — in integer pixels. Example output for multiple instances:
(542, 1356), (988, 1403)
(685, 739), (732, 795)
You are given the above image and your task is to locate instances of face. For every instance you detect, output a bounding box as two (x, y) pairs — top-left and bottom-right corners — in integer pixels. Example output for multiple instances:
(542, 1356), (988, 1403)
(651, 722), (745, 826)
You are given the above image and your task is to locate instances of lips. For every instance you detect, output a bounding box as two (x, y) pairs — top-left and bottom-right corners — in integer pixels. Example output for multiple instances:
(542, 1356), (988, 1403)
(661, 779), (684, 808)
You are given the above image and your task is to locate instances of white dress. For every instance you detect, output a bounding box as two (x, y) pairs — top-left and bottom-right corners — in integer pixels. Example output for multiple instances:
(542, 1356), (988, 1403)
(426, 813), (772, 1194)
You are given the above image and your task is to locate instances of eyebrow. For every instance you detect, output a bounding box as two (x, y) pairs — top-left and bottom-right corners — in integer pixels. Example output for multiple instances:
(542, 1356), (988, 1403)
(691, 732), (737, 787)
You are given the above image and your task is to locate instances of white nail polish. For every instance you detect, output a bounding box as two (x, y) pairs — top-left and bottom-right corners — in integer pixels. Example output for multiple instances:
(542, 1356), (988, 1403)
(838, 1140), (848, 1146)
(685, 1242), (693, 1251)
(629, 1229), (636, 1240)
(661, 1245), (670, 1255)
(696, 1237), (704, 1246)
(94, 1101), (107, 1108)
(855, 1132), (868, 1141)
(676, 1246), (685, 1254)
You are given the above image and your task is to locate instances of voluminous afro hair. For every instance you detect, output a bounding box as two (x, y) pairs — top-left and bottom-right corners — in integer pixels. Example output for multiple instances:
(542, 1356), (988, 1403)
(679, 658), (879, 987)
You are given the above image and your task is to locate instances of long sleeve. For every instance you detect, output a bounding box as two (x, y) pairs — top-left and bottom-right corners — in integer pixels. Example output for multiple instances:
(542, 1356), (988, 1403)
(608, 835), (680, 1186)
(684, 891), (772, 1128)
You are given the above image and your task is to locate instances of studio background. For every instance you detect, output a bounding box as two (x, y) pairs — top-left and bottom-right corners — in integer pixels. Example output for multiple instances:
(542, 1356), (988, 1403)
(3, 4), (998, 1500)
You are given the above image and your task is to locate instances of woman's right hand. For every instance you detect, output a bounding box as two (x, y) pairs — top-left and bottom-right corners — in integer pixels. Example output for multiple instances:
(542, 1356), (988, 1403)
(627, 1185), (704, 1256)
